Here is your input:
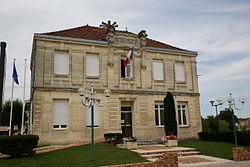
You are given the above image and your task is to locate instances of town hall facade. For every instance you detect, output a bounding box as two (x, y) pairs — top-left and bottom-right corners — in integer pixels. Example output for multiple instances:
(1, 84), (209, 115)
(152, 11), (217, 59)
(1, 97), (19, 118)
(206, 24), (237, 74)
(29, 21), (202, 144)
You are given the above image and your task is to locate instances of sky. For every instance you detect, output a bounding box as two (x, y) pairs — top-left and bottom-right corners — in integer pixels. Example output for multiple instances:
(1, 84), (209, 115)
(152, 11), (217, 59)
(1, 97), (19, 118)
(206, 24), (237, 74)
(1, 0), (249, 118)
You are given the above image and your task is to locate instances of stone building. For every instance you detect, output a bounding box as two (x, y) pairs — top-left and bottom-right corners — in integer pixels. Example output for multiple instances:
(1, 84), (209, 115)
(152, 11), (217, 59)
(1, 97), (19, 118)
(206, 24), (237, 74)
(30, 21), (202, 144)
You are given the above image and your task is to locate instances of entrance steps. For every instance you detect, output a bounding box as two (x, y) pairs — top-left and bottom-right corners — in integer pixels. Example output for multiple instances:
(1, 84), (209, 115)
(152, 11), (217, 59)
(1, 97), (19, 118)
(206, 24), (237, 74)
(135, 137), (158, 145)
(133, 145), (201, 162)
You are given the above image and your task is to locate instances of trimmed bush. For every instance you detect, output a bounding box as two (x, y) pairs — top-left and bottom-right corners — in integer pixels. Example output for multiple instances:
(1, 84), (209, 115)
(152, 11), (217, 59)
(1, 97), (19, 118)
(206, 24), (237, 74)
(198, 131), (250, 146)
(0, 135), (39, 157)
(104, 133), (123, 144)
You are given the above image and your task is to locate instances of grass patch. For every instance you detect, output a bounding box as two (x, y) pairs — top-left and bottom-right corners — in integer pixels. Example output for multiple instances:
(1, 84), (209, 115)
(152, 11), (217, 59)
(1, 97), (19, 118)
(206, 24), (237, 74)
(0, 144), (147, 167)
(179, 140), (250, 160)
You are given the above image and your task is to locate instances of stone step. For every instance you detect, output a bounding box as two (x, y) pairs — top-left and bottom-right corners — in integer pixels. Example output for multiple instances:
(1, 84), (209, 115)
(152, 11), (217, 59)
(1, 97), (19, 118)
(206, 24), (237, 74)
(147, 158), (157, 162)
(137, 142), (158, 145)
(139, 149), (201, 162)
(135, 137), (158, 145)
(178, 151), (201, 157)
(139, 148), (197, 155)
(141, 151), (201, 159)
(141, 153), (163, 159)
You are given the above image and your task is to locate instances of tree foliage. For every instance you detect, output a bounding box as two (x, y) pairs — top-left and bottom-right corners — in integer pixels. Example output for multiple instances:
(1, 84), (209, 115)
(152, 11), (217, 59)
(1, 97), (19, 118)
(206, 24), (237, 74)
(218, 108), (238, 130)
(202, 108), (238, 132)
(218, 120), (230, 132)
(164, 92), (177, 136)
(202, 116), (218, 132)
(0, 99), (27, 130)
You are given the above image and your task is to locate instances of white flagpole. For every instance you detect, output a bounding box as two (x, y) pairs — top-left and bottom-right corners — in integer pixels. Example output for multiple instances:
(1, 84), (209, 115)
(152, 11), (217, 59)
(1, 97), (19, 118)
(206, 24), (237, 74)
(21, 59), (27, 135)
(9, 59), (15, 136)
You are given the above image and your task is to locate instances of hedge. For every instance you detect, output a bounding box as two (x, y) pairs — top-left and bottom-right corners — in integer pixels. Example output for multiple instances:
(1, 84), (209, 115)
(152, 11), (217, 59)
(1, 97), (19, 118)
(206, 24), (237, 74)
(0, 135), (39, 157)
(198, 131), (250, 146)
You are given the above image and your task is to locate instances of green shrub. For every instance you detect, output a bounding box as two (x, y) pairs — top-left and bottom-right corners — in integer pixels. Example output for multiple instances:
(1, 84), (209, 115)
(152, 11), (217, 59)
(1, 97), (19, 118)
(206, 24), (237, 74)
(198, 131), (250, 146)
(104, 133), (123, 144)
(0, 135), (39, 157)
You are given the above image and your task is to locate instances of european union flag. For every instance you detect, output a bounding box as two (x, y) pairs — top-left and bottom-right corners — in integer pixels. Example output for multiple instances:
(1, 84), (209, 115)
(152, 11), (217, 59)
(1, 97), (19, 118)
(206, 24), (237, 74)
(12, 63), (19, 85)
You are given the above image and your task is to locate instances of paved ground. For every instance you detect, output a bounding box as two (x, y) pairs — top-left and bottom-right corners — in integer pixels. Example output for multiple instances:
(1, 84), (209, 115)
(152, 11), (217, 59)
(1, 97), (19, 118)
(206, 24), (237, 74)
(35, 142), (90, 154)
(179, 159), (250, 167)
(179, 155), (233, 167)
(135, 144), (250, 167)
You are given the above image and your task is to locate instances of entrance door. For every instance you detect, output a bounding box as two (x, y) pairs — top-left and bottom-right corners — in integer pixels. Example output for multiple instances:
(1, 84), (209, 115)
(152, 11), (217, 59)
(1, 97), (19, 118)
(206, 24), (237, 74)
(121, 107), (132, 137)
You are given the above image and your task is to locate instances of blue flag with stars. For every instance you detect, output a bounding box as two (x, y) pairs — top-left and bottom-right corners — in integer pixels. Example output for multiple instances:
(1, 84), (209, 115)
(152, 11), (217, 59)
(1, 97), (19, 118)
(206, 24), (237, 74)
(12, 63), (19, 85)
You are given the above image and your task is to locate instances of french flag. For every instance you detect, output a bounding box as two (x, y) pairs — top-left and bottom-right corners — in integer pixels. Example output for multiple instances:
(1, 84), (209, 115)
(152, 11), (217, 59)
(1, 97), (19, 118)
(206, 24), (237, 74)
(124, 47), (134, 67)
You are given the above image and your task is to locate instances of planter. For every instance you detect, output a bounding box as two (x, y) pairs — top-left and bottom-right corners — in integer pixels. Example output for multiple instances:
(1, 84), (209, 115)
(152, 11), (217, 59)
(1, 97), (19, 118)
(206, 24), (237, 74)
(117, 142), (137, 150)
(116, 143), (125, 149)
(165, 140), (178, 147)
(125, 141), (137, 150)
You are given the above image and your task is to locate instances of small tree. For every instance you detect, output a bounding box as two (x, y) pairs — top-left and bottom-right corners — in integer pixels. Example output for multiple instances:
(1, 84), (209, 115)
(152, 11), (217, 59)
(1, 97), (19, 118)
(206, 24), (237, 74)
(0, 99), (27, 131)
(202, 115), (219, 132)
(164, 92), (177, 136)
(218, 120), (230, 132)
(218, 108), (238, 131)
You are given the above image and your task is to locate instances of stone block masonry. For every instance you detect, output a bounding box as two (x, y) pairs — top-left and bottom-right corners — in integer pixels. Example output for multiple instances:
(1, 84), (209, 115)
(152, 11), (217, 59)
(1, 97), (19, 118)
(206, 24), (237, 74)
(233, 147), (250, 161)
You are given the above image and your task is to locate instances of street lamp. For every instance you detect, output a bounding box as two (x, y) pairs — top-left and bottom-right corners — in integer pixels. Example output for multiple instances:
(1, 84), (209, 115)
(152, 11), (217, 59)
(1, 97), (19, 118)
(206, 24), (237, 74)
(78, 84), (111, 161)
(209, 98), (224, 117)
(209, 98), (224, 131)
(226, 93), (247, 146)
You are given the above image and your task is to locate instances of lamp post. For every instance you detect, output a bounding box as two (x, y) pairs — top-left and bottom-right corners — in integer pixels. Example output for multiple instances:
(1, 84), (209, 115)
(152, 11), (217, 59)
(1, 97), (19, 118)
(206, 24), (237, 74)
(78, 84), (111, 161)
(209, 98), (224, 131)
(226, 93), (247, 146)
(209, 98), (224, 117)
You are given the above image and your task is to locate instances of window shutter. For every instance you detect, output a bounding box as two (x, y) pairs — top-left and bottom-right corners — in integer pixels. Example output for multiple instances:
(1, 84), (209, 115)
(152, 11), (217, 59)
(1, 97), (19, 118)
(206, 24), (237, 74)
(121, 59), (125, 77)
(53, 100), (68, 128)
(54, 52), (69, 75)
(175, 62), (185, 81)
(86, 54), (99, 76)
(153, 61), (164, 80)
(86, 103), (99, 127)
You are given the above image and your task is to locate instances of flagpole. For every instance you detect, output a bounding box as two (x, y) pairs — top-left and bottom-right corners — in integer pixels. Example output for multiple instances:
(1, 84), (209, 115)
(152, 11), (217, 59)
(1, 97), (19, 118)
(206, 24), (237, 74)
(21, 59), (27, 135)
(9, 59), (15, 136)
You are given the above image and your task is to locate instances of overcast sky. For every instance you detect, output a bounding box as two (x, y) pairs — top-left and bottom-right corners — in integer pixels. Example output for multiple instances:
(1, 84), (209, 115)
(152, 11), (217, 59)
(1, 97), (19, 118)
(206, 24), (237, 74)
(1, 0), (249, 118)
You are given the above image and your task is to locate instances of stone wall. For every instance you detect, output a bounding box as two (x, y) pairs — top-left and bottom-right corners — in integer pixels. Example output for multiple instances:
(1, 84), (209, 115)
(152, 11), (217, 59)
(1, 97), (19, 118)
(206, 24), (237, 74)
(102, 151), (178, 167)
(32, 90), (201, 144)
(233, 147), (250, 161)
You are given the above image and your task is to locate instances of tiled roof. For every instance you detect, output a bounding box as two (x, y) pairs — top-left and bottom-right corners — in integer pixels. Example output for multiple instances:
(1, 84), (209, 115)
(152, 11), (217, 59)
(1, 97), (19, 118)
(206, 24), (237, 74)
(42, 25), (186, 51)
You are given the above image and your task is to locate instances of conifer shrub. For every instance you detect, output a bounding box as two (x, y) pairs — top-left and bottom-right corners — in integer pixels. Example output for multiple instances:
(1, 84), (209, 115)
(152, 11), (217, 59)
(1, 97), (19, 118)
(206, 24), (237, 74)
(164, 92), (177, 136)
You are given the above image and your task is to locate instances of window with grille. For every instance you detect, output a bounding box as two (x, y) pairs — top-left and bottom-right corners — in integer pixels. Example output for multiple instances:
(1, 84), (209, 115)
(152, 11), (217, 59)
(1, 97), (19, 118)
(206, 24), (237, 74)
(178, 102), (188, 126)
(155, 101), (164, 127)
(86, 103), (99, 128)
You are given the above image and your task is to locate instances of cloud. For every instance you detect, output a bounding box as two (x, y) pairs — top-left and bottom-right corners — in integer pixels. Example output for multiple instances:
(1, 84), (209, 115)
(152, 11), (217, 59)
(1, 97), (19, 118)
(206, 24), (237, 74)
(0, 0), (250, 118)
(200, 57), (250, 82)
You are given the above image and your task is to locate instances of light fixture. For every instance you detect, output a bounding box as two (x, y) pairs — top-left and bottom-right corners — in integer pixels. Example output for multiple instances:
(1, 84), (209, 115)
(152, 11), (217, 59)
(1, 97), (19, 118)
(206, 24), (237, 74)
(78, 83), (111, 161)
